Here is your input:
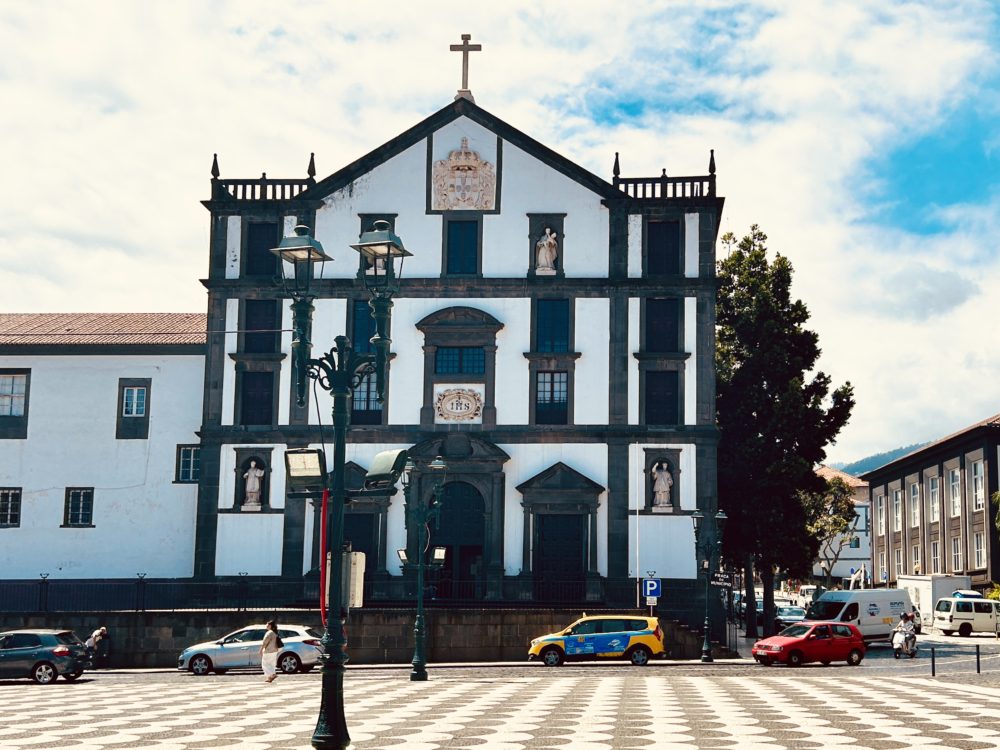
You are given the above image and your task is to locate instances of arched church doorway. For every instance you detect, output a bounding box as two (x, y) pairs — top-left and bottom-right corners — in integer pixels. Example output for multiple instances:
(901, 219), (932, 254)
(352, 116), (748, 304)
(434, 481), (485, 600)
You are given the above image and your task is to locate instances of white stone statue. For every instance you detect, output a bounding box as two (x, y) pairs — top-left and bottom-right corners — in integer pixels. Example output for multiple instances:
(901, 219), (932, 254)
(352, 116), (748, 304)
(535, 227), (559, 275)
(651, 462), (673, 507)
(243, 460), (266, 508)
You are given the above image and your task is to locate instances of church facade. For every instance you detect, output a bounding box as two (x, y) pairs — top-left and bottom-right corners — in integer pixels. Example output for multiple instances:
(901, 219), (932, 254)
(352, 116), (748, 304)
(195, 97), (724, 607)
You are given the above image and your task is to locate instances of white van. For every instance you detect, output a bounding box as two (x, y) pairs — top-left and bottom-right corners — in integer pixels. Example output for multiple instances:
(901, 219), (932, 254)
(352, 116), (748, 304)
(804, 589), (914, 642)
(795, 585), (818, 607)
(933, 597), (1000, 637)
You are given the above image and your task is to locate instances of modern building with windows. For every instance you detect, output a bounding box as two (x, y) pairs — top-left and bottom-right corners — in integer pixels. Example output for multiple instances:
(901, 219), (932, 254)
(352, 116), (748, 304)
(862, 414), (1000, 590)
(813, 466), (871, 583)
(0, 313), (205, 577)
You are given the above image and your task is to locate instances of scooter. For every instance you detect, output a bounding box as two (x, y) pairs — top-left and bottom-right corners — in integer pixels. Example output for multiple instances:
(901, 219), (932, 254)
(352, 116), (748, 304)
(892, 629), (918, 658)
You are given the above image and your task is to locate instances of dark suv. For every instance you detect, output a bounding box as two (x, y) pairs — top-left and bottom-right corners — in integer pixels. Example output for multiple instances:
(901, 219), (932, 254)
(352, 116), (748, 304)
(0, 629), (92, 684)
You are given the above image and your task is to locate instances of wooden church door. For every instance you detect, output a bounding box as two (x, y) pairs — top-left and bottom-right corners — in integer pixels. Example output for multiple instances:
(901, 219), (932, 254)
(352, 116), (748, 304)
(434, 481), (485, 600)
(534, 514), (586, 601)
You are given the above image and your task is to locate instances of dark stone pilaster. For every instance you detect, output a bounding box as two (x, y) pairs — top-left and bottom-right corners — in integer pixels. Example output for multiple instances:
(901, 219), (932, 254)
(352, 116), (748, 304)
(193, 441), (222, 579)
(606, 439), (630, 579)
(281, 496), (307, 577)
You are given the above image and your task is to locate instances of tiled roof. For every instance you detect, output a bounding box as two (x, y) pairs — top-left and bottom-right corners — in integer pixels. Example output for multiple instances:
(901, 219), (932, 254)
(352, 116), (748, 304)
(0, 313), (206, 346)
(816, 465), (867, 488)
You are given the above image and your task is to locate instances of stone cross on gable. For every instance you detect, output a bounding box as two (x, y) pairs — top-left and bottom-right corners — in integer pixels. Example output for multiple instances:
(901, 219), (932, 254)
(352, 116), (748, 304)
(450, 33), (481, 103)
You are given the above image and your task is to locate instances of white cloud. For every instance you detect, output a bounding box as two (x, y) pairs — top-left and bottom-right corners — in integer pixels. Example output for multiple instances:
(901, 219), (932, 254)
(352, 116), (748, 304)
(0, 0), (998, 462)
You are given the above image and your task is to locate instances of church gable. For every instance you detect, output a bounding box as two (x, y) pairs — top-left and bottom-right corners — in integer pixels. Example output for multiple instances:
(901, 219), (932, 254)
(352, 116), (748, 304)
(516, 462), (605, 496)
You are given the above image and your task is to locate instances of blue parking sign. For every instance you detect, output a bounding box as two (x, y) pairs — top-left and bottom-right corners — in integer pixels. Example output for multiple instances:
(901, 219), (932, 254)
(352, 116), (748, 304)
(642, 578), (662, 598)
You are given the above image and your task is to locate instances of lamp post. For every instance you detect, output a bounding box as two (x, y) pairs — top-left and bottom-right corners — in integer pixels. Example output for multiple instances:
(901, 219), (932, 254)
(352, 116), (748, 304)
(271, 220), (410, 750)
(691, 508), (727, 663)
(398, 456), (448, 681)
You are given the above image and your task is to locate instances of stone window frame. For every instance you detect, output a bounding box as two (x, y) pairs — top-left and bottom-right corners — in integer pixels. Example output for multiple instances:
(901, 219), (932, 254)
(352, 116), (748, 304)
(239, 298), (282, 354)
(440, 212), (484, 277)
(416, 307), (503, 427)
(346, 297), (389, 427)
(240, 218), (282, 279)
(635, 362), (686, 426)
(0, 487), (21, 527)
(641, 296), (685, 354)
(0, 368), (30, 439)
(62, 487), (95, 528)
(640, 447), (682, 513)
(174, 445), (202, 483)
(526, 297), (580, 426)
(232, 361), (282, 428)
(527, 213), (566, 278)
(227, 447), (278, 513)
(116, 378), (152, 440)
(641, 213), (685, 277)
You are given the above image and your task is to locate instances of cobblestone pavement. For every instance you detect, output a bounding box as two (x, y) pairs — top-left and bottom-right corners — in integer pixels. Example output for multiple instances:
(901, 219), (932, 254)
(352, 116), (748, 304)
(4, 664), (1000, 749)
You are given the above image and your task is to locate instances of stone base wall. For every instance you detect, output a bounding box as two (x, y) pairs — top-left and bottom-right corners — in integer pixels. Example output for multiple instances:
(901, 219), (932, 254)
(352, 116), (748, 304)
(0, 609), (733, 668)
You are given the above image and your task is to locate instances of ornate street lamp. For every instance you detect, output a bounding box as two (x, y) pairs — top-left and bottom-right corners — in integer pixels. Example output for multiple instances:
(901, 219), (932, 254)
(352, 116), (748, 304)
(271, 221), (409, 750)
(692, 508), (727, 663)
(400, 455), (448, 681)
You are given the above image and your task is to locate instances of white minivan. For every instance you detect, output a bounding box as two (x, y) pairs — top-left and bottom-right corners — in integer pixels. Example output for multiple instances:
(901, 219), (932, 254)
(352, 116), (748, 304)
(804, 589), (914, 642)
(934, 597), (1000, 637)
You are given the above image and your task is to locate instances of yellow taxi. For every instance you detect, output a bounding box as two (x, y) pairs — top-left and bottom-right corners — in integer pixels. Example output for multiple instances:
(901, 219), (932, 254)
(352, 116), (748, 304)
(528, 614), (665, 666)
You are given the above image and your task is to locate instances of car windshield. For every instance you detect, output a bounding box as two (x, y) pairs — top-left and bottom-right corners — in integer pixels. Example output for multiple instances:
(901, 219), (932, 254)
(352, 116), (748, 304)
(935, 600), (952, 612)
(779, 624), (810, 637)
(778, 607), (805, 617)
(805, 600), (843, 620)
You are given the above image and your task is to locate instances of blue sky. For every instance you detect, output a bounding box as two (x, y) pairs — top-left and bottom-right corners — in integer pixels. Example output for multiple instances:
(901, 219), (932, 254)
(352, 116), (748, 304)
(0, 0), (998, 463)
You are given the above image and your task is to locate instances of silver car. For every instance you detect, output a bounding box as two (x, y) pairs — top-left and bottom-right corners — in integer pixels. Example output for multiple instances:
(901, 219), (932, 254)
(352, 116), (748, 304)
(177, 624), (324, 676)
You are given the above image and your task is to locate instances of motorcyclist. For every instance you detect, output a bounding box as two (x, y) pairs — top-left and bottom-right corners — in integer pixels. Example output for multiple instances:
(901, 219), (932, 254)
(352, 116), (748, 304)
(894, 612), (916, 654)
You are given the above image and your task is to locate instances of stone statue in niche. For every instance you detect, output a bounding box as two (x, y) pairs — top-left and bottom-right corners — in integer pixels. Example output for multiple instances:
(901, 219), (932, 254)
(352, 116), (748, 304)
(650, 461), (674, 511)
(243, 460), (266, 511)
(535, 227), (559, 275)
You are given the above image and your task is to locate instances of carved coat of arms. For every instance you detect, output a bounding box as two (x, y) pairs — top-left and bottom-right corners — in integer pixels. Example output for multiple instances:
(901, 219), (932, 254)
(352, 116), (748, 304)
(432, 137), (496, 210)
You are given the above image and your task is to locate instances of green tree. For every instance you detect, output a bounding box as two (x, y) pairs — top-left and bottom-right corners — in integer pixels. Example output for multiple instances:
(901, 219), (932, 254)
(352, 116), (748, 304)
(716, 225), (854, 637)
(802, 477), (859, 589)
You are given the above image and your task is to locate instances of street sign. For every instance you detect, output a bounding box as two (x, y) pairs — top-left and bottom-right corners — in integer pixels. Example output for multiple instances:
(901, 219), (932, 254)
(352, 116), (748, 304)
(711, 571), (733, 588)
(646, 596), (658, 607)
(642, 578), (662, 598)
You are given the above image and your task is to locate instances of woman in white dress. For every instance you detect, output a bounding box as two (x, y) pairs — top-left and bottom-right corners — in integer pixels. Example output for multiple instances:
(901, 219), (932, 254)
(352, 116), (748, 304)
(260, 620), (280, 683)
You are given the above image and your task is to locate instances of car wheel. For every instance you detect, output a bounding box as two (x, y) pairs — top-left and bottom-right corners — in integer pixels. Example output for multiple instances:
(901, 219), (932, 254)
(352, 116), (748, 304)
(540, 647), (564, 667)
(214, 669), (228, 675)
(31, 662), (58, 684)
(959, 623), (973, 638)
(758, 656), (772, 666)
(188, 654), (213, 676)
(847, 649), (863, 666)
(627, 646), (652, 666)
(787, 651), (804, 667)
(62, 670), (83, 681)
(279, 653), (302, 674)
(943, 630), (953, 636)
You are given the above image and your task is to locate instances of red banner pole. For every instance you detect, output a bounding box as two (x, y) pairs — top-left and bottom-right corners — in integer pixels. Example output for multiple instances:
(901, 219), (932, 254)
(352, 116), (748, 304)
(319, 488), (329, 626)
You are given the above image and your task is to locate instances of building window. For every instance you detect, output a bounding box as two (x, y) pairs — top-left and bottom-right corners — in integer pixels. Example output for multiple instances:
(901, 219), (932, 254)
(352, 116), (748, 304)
(892, 489), (901, 532)
(63, 488), (94, 527)
(123, 386), (147, 417)
(0, 370), (30, 439)
(117, 378), (152, 439)
(909, 483), (919, 527)
(929, 476), (940, 523)
(175, 446), (201, 483)
(243, 300), (280, 354)
(244, 222), (280, 277)
(435, 347), (485, 374)
(536, 371), (568, 425)
(972, 460), (985, 511)
(878, 551), (886, 581)
(444, 218), (479, 275)
(949, 468), (961, 517)
(352, 299), (376, 355)
(951, 536), (962, 571)
(911, 544), (920, 574)
(644, 370), (679, 425)
(535, 300), (569, 353)
(894, 548), (903, 576)
(975, 532), (986, 569)
(876, 495), (885, 536)
(0, 488), (21, 527)
(849, 536), (860, 549)
(646, 219), (681, 275)
(645, 298), (681, 353)
(239, 371), (275, 426)
(931, 541), (940, 574)
(351, 372), (383, 425)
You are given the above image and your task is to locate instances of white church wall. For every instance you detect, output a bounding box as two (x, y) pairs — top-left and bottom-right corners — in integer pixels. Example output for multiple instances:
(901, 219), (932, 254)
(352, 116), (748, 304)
(500, 443), (608, 576)
(684, 212), (700, 277)
(277, 303), (292, 425)
(627, 297), (640, 423)
(627, 214), (643, 277)
(216, 513), (284, 576)
(629, 516), (698, 580)
(0, 354), (203, 579)
(574, 298), (610, 424)
(221, 298), (238, 426)
(303, 299), (346, 425)
(225, 216), (241, 279)
(684, 296), (698, 425)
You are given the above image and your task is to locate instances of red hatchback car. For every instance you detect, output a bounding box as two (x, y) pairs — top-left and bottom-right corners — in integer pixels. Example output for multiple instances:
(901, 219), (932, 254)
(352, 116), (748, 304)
(752, 621), (865, 667)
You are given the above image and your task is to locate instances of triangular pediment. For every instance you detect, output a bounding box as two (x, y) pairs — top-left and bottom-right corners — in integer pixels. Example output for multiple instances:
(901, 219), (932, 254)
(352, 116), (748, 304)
(516, 462), (605, 495)
(298, 98), (622, 203)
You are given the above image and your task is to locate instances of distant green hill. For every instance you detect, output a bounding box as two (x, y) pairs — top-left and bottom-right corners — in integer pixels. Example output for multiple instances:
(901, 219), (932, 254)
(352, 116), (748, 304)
(832, 443), (929, 477)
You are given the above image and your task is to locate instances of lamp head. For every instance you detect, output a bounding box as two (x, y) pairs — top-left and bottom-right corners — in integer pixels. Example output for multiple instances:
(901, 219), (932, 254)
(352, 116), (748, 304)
(351, 219), (411, 291)
(691, 509), (704, 537)
(396, 549), (409, 565)
(271, 225), (331, 297)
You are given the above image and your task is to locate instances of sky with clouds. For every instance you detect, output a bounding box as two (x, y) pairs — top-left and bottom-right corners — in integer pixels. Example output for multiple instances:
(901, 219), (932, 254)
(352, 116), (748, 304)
(1, 0), (998, 464)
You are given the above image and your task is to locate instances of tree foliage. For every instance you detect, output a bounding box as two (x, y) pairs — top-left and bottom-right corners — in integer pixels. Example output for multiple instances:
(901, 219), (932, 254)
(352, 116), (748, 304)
(802, 477), (859, 589)
(716, 225), (855, 635)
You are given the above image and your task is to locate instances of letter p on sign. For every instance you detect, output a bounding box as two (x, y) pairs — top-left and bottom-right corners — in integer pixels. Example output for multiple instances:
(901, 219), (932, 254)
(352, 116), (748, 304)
(643, 578), (662, 598)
